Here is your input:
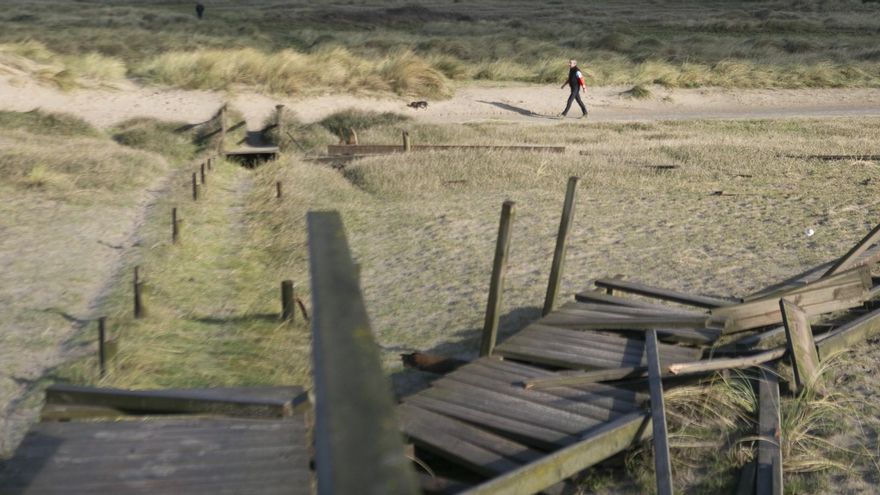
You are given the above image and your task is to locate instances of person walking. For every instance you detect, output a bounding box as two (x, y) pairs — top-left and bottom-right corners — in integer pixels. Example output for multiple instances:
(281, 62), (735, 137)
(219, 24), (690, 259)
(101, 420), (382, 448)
(559, 59), (588, 118)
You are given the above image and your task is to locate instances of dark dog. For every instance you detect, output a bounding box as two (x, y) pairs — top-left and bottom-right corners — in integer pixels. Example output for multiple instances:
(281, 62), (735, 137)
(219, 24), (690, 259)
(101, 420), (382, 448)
(407, 101), (428, 110)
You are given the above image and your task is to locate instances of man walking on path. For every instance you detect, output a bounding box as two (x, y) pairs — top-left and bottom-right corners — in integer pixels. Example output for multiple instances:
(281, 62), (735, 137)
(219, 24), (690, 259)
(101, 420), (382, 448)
(560, 59), (588, 118)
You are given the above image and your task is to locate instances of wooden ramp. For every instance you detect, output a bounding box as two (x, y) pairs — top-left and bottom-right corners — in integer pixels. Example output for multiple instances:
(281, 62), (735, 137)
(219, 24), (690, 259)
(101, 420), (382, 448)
(0, 386), (311, 495)
(397, 303), (706, 491)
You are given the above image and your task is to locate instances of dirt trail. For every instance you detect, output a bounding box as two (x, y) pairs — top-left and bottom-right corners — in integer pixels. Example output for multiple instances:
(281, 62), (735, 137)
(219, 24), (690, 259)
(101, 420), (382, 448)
(1, 76), (879, 128)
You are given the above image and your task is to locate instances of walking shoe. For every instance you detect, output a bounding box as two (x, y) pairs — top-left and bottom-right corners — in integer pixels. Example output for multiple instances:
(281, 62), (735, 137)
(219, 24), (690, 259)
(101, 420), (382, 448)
(580, 111), (589, 119)
(557, 113), (566, 119)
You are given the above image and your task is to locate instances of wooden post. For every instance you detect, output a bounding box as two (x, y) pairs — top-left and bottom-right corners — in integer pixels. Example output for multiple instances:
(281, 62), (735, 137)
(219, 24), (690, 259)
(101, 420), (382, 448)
(307, 211), (419, 494)
(97, 317), (106, 378)
(133, 266), (143, 319)
(275, 104), (285, 141)
(276, 181), (283, 199)
(219, 104), (227, 154)
(402, 130), (411, 152)
(480, 201), (515, 357)
(780, 299), (823, 394)
(645, 329), (673, 495)
(542, 176), (580, 316)
(756, 368), (782, 495)
(281, 280), (295, 322)
(200, 162), (206, 185)
(207, 157), (212, 171)
(192, 173), (199, 201)
(172, 207), (179, 244)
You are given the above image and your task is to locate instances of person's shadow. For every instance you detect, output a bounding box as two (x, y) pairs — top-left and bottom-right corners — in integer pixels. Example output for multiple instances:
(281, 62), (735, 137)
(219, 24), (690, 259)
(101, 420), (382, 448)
(477, 100), (556, 119)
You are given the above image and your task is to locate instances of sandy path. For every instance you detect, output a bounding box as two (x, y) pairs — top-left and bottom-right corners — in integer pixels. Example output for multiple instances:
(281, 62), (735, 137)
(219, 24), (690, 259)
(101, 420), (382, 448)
(2, 76), (879, 128)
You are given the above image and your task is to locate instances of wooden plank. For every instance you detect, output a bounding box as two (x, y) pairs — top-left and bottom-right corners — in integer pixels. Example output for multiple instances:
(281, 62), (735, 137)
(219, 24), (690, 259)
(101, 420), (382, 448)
(496, 342), (639, 370)
(403, 394), (572, 450)
(459, 412), (652, 495)
(224, 147), (279, 156)
(594, 278), (739, 309)
(779, 299), (823, 394)
(420, 381), (602, 434)
(543, 176), (580, 315)
(712, 266), (871, 333)
(307, 211), (418, 495)
(756, 369), (783, 495)
(666, 348), (786, 376)
(0, 417), (310, 495)
(519, 324), (703, 361)
(816, 305), (880, 359)
(645, 330), (673, 495)
(575, 289), (707, 314)
(540, 312), (712, 330)
(327, 144), (567, 155)
(398, 405), (536, 477)
(44, 384), (306, 417)
(481, 201), (515, 356)
(823, 221), (880, 277)
(523, 367), (648, 389)
(437, 371), (631, 421)
(559, 300), (705, 317)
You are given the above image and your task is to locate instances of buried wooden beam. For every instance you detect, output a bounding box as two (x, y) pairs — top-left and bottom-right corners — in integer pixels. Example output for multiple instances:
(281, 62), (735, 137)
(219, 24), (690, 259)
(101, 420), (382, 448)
(646, 330), (673, 495)
(480, 201), (515, 357)
(543, 176), (580, 316)
(822, 221), (880, 278)
(307, 211), (419, 495)
(756, 368), (783, 495)
(593, 278), (739, 309)
(779, 299), (823, 394)
(459, 412), (651, 495)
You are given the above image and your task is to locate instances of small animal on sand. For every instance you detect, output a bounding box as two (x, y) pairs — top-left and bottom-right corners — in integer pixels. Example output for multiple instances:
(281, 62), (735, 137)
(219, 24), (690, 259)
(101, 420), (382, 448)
(407, 101), (428, 110)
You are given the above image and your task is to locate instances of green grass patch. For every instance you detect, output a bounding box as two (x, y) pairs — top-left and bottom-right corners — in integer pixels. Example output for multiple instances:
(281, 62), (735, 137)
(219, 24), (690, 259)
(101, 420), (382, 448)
(0, 109), (98, 137)
(318, 109), (410, 140)
(110, 117), (200, 162)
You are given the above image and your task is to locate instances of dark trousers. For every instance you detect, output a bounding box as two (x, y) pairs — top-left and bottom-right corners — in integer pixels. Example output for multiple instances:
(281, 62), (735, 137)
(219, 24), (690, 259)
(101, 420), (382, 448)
(562, 87), (587, 115)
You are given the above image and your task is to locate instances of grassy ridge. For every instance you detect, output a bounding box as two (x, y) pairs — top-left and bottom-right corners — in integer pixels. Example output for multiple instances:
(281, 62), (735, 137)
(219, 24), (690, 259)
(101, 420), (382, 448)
(1, 1), (879, 93)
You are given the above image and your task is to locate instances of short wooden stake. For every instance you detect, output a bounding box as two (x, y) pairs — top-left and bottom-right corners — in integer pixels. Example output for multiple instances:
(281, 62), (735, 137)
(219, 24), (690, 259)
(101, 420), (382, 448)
(780, 298), (823, 394)
(192, 173), (199, 201)
(756, 367), (783, 495)
(542, 176), (580, 316)
(200, 163), (206, 185)
(97, 317), (107, 378)
(207, 157), (212, 171)
(281, 280), (295, 322)
(133, 266), (144, 319)
(219, 104), (227, 154)
(480, 200), (515, 357)
(402, 130), (411, 152)
(172, 207), (179, 244)
(276, 181), (283, 199)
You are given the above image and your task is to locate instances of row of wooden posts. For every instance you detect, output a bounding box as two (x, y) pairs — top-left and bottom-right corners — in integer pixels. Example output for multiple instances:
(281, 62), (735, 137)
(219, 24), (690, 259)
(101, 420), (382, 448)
(93, 153), (300, 378)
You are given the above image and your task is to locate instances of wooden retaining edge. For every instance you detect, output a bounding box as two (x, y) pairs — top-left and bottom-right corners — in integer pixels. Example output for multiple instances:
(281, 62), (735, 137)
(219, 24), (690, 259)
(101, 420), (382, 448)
(459, 412), (651, 495)
(307, 211), (419, 495)
(44, 384), (308, 418)
(327, 144), (566, 155)
(594, 278), (740, 309)
(815, 305), (880, 360)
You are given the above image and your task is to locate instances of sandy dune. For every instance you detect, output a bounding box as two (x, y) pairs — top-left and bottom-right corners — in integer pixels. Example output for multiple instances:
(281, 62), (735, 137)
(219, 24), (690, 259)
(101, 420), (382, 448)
(2, 76), (880, 128)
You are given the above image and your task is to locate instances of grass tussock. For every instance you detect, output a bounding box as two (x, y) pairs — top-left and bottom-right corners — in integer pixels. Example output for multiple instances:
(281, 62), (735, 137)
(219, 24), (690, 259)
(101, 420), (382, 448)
(0, 41), (125, 89)
(318, 109), (410, 140)
(111, 117), (200, 161)
(0, 109), (98, 137)
(622, 84), (652, 99)
(137, 47), (451, 98)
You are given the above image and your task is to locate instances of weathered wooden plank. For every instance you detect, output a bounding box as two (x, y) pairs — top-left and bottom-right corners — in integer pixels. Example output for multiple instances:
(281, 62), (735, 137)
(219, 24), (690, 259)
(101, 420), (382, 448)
(543, 176), (580, 316)
(756, 369), (783, 495)
(437, 371), (629, 421)
(307, 211), (418, 495)
(518, 324), (703, 361)
(779, 299), (823, 394)
(327, 144), (567, 156)
(575, 289), (706, 313)
(523, 367), (648, 389)
(421, 381), (602, 434)
(540, 312), (712, 330)
(815, 305), (880, 359)
(403, 394), (572, 450)
(559, 300), (705, 317)
(666, 348), (786, 376)
(224, 147), (279, 156)
(645, 330), (673, 495)
(594, 278), (739, 308)
(459, 412), (652, 495)
(464, 360), (645, 407)
(823, 221), (880, 277)
(712, 266), (871, 333)
(496, 342), (640, 370)
(398, 405), (536, 477)
(0, 417), (310, 495)
(44, 384), (306, 417)
(480, 201), (515, 357)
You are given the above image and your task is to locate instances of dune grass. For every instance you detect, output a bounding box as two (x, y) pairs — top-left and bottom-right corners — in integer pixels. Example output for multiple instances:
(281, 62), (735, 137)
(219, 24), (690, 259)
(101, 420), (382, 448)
(1, 1), (879, 93)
